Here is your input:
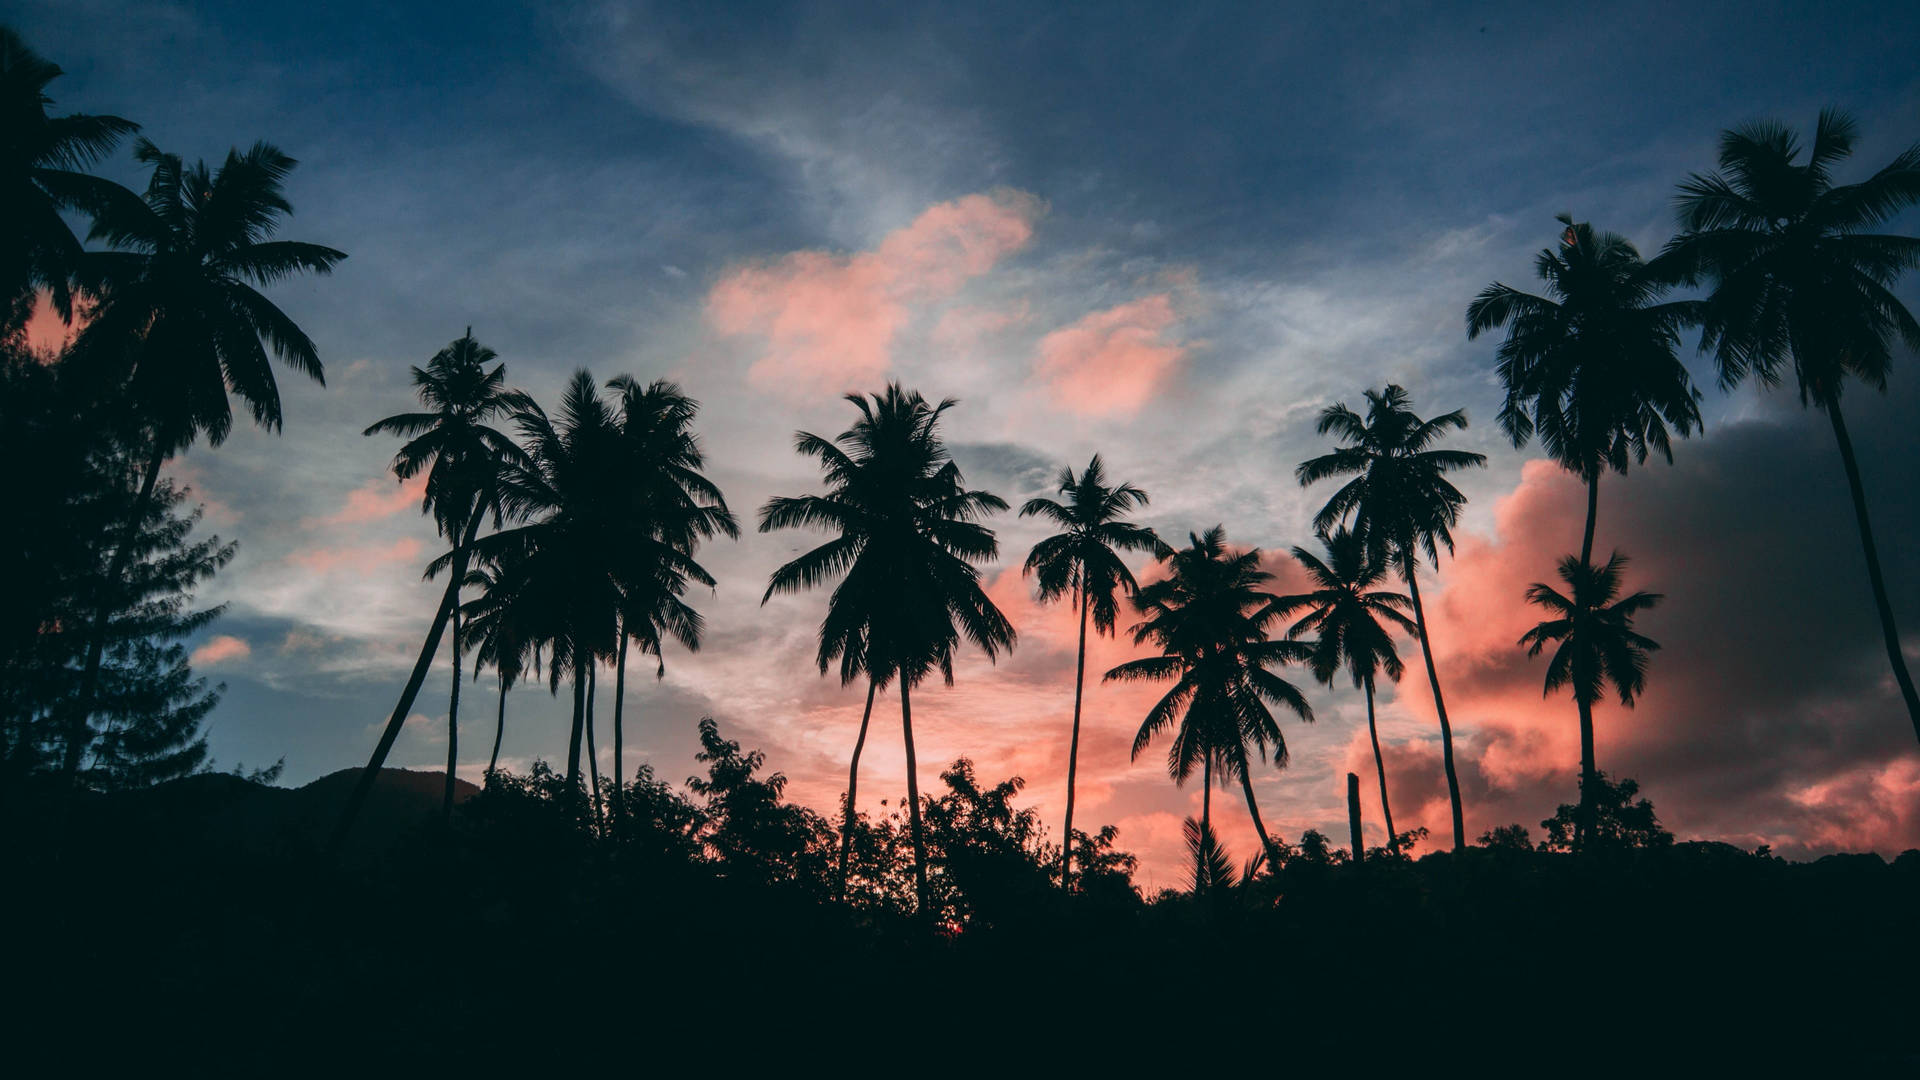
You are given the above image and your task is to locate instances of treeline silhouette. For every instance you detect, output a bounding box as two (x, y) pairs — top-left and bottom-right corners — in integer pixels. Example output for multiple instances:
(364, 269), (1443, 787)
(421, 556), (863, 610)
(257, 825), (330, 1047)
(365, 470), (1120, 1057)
(6, 25), (1920, 1061)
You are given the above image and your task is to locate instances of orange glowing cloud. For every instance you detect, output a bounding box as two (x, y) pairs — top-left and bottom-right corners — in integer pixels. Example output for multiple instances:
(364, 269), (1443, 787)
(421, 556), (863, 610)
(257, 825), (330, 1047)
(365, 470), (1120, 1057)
(1031, 293), (1186, 417)
(288, 537), (423, 574)
(189, 634), (252, 667)
(309, 474), (429, 527)
(706, 190), (1042, 396)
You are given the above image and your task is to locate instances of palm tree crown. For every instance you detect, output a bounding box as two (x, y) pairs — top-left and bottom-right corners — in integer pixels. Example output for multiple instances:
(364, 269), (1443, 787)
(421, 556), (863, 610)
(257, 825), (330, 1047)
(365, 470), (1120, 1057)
(1019, 454), (1168, 632)
(1519, 553), (1662, 710)
(1272, 526), (1416, 691)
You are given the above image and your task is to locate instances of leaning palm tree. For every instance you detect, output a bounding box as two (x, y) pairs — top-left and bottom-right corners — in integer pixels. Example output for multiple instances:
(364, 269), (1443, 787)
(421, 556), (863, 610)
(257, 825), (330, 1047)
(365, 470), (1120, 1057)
(1467, 215), (1703, 567)
(1271, 527), (1418, 853)
(1105, 526), (1313, 866)
(65, 138), (343, 787)
(357, 330), (528, 821)
(1518, 552), (1662, 852)
(1018, 454), (1167, 889)
(761, 384), (1015, 912)
(0, 26), (138, 336)
(1297, 386), (1486, 850)
(1662, 109), (1920, 741)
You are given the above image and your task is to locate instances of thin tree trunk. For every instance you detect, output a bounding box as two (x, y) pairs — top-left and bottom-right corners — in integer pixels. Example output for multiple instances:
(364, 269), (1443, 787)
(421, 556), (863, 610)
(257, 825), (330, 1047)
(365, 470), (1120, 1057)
(1201, 754), (1212, 836)
(1576, 694), (1597, 853)
(1402, 558), (1466, 851)
(442, 601), (461, 821)
(586, 661), (603, 829)
(1236, 761), (1280, 869)
(612, 631), (627, 830)
(1347, 772), (1364, 865)
(1826, 400), (1920, 742)
(900, 679), (930, 917)
(836, 677), (879, 902)
(1364, 676), (1398, 854)
(486, 672), (505, 783)
(565, 651), (585, 792)
(329, 516), (480, 856)
(1061, 581), (1090, 891)
(63, 443), (164, 785)
(1580, 471), (1600, 569)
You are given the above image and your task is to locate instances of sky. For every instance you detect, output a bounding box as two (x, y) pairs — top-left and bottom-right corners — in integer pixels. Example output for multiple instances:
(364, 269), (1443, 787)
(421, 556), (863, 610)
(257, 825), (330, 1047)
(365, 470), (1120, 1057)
(14, 0), (1920, 885)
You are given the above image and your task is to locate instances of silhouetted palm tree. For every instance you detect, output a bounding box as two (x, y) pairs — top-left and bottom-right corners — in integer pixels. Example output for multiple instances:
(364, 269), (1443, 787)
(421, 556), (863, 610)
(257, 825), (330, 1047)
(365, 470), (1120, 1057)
(1467, 215), (1703, 567)
(1297, 386), (1485, 850)
(0, 27), (137, 335)
(67, 138), (342, 788)
(1105, 526), (1312, 865)
(460, 555), (541, 782)
(1018, 454), (1167, 889)
(1663, 109), (1920, 741)
(762, 385), (1015, 912)
(1518, 552), (1661, 852)
(1272, 527), (1417, 853)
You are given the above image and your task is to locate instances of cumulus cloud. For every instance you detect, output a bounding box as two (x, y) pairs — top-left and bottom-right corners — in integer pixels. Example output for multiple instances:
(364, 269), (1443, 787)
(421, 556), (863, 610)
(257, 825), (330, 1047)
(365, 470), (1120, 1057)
(287, 537), (424, 575)
(190, 634), (252, 667)
(307, 474), (429, 527)
(1030, 292), (1188, 417)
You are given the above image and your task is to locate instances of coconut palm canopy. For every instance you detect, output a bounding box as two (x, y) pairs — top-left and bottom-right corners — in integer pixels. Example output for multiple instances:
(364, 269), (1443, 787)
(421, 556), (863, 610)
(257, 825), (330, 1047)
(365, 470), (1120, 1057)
(9, 4), (1918, 888)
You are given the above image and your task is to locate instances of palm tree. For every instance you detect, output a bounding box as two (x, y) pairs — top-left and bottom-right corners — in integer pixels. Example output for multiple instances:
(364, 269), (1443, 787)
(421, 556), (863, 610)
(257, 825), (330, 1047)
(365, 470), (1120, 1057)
(1663, 109), (1920, 741)
(1297, 386), (1486, 850)
(1467, 215), (1703, 567)
(0, 26), (138, 336)
(1271, 527), (1418, 854)
(1518, 552), (1662, 851)
(1018, 454), (1167, 889)
(356, 330), (528, 821)
(1104, 526), (1313, 866)
(66, 138), (343, 788)
(761, 384), (1015, 912)
(460, 560), (536, 783)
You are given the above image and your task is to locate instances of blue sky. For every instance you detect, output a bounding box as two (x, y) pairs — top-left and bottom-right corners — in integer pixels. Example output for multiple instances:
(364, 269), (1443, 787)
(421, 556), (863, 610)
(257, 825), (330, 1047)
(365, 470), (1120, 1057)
(16, 0), (1920, 879)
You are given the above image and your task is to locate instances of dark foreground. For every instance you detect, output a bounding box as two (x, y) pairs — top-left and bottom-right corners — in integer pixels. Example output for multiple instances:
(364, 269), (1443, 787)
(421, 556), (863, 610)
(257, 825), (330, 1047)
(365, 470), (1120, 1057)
(4, 766), (1916, 1071)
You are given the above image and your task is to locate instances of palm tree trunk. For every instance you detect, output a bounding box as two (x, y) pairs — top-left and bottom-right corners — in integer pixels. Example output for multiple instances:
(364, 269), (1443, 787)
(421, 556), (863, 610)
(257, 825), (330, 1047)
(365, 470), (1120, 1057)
(1826, 400), (1920, 742)
(1580, 471), (1600, 569)
(900, 679), (930, 917)
(1576, 694), (1597, 853)
(1201, 754), (1212, 836)
(486, 672), (505, 783)
(329, 516), (480, 856)
(442, 602), (461, 821)
(611, 631), (627, 830)
(586, 662), (603, 829)
(1061, 582), (1090, 891)
(1235, 761), (1281, 869)
(1347, 772), (1364, 865)
(565, 652), (585, 793)
(836, 677), (879, 902)
(1364, 676), (1398, 854)
(1401, 556), (1466, 851)
(62, 443), (165, 786)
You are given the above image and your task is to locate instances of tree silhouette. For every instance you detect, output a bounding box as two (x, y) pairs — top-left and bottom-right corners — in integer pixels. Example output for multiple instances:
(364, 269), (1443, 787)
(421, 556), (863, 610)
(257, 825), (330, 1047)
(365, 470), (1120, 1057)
(1271, 527), (1417, 854)
(1662, 108), (1920, 742)
(0, 26), (137, 336)
(1518, 552), (1662, 851)
(761, 385), (1015, 912)
(1297, 386), (1485, 849)
(66, 137), (342, 792)
(1105, 526), (1312, 866)
(1467, 214), (1703, 567)
(458, 559), (539, 782)
(1018, 454), (1166, 889)
(356, 330), (529, 821)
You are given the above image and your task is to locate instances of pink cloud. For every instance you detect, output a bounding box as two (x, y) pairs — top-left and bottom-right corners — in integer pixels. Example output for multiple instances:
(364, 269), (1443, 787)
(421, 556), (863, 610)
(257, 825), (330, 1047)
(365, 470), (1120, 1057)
(189, 634), (251, 667)
(288, 537), (423, 574)
(1031, 293), (1186, 417)
(930, 301), (1029, 352)
(706, 190), (1042, 396)
(309, 474), (429, 527)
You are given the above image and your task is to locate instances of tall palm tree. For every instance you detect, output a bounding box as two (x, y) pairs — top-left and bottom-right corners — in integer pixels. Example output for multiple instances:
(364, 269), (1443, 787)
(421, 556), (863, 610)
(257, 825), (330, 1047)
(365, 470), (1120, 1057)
(1297, 386), (1485, 850)
(1104, 526), (1313, 866)
(1467, 215), (1703, 567)
(1518, 552), (1662, 851)
(1271, 527), (1418, 854)
(761, 384), (1015, 912)
(0, 26), (138, 336)
(1663, 109), (1920, 741)
(459, 560), (539, 782)
(356, 330), (528, 821)
(66, 138), (342, 788)
(1018, 454), (1167, 890)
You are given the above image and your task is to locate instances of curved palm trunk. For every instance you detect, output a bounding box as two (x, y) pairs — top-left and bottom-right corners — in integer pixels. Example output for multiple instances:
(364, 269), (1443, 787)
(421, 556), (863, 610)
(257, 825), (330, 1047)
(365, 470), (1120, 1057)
(1061, 584), (1090, 891)
(1575, 693), (1597, 853)
(63, 444), (165, 786)
(486, 672), (505, 783)
(586, 662), (603, 829)
(329, 515), (480, 855)
(442, 603), (461, 821)
(1235, 762), (1280, 869)
(565, 651), (585, 794)
(1364, 675), (1399, 854)
(900, 680), (930, 917)
(611, 632), (627, 830)
(1826, 401), (1920, 742)
(836, 678), (879, 902)
(1401, 557), (1466, 851)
